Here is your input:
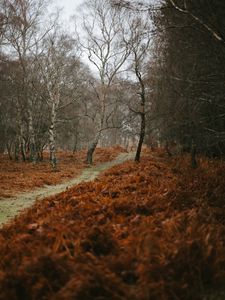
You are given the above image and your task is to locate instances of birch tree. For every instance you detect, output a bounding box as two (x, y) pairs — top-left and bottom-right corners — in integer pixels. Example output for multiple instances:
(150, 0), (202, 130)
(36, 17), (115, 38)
(127, 15), (152, 161)
(78, 0), (131, 164)
(2, 0), (48, 162)
(39, 32), (79, 168)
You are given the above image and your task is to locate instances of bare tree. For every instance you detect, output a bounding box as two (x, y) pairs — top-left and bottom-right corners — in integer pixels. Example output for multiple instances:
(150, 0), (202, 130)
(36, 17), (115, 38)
(127, 15), (152, 161)
(77, 0), (131, 164)
(37, 30), (80, 168)
(2, 0), (49, 162)
(112, 0), (225, 45)
(0, 0), (8, 47)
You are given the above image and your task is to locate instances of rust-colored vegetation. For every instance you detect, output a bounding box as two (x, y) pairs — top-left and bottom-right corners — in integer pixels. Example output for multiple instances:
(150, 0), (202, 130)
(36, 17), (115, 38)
(0, 151), (225, 299)
(0, 146), (125, 198)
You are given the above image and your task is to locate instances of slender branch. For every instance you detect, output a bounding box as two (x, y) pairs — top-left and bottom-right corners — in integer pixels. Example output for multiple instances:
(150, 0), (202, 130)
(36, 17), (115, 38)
(169, 0), (225, 45)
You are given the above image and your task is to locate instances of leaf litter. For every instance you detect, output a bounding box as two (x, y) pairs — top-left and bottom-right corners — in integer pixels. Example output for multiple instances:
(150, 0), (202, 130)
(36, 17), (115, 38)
(0, 150), (225, 299)
(0, 146), (126, 198)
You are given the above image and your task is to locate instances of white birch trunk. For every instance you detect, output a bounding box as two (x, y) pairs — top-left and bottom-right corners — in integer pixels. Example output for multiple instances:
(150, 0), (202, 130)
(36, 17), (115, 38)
(49, 101), (57, 169)
(17, 107), (26, 161)
(27, 103), (36, 162)
(48, 85), (60, 169)
(86, 131), (101, 164)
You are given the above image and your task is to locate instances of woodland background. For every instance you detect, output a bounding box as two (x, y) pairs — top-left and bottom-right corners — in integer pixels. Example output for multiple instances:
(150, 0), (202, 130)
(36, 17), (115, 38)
(1, 0), (225, 166)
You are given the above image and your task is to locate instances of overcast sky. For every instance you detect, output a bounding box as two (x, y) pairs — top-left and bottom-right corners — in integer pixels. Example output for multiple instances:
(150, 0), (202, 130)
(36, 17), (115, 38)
(51, 0), (161, 24)
(49, 0), (160, 73)
(52, 0), (83, 23)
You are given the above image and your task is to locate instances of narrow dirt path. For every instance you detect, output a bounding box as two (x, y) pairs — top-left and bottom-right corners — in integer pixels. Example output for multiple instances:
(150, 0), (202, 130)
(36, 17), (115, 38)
(0, 152), (134, 226)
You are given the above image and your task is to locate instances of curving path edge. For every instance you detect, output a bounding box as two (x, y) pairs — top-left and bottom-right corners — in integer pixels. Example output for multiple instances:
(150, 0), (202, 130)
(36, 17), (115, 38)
(0, 152), (135, 226)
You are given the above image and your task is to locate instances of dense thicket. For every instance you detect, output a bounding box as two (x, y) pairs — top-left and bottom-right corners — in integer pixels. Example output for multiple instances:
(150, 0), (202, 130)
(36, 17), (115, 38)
(150, 0), (225, 157)
(2, 0), (225, 165)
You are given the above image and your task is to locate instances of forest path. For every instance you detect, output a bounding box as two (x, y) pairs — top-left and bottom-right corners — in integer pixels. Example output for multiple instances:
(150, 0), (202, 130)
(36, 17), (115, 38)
(0, 152), (135, 226)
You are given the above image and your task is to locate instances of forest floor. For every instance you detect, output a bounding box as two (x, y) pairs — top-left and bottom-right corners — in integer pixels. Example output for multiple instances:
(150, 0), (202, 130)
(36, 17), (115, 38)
(0, 149), (225, 300)
(0, 146), (126, 198)
(0, 150), (134, 225)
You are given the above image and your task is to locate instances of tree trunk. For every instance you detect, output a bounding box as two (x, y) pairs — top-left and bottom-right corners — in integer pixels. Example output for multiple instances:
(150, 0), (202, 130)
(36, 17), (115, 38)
(165, 140), (172, 157)
(0, 140), (5, 153)
(86, 132), (101, 165)
(17, 107), (26, 161)
(19, 125), (26, 162)
(6, 142), (12, 160)
(134, 58), (146, 163)
(73, 129), (78, 154)
(112, 128), (118, 145)
(27, 107), (36, 162)
(49, 103), (57, 169)
(20, 140), (26, 162)
(135, 112), (145, 162)
(14, 140), (19, 161)
(191, 140), (197, 168)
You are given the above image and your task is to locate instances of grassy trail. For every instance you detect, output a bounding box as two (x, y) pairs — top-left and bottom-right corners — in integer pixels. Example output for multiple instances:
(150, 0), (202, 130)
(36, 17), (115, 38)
(0, 152), (134, 226)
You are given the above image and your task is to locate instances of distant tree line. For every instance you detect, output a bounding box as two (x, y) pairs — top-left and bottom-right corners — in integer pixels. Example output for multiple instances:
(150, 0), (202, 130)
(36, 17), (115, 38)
(0, 0), (148, 166)
(1, 0), (224, 168)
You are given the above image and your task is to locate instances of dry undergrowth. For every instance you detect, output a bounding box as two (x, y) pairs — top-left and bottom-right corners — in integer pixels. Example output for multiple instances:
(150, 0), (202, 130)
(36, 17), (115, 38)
(0, 150), (225, 299)
(0, 146), (126, 198)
